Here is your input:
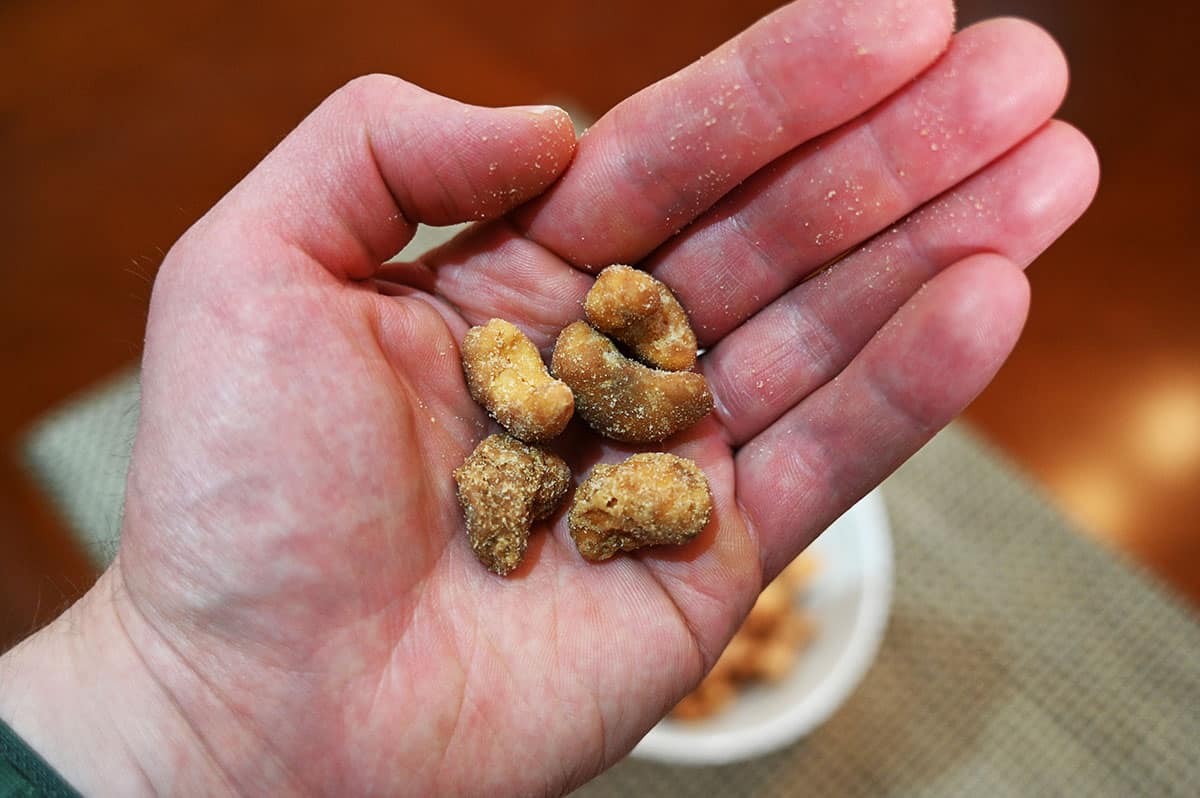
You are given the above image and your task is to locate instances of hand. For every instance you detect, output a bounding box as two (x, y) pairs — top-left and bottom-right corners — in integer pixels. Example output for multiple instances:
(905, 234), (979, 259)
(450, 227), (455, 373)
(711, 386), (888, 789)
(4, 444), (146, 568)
(0, 2), (1097, 794)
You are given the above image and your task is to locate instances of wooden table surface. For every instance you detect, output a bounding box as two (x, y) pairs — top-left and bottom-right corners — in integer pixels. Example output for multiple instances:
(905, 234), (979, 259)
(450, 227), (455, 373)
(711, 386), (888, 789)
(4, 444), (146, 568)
(2, 0), (1198, 646)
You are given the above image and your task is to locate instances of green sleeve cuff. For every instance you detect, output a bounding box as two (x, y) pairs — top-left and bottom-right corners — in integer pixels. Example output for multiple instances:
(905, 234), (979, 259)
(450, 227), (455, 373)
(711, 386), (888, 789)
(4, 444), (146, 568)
(0, 717), (81, 798)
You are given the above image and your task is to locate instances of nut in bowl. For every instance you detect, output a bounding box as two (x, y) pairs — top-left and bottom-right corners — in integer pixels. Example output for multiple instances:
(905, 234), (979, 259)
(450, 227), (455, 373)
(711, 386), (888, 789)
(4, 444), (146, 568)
(632, 490), (894, 765)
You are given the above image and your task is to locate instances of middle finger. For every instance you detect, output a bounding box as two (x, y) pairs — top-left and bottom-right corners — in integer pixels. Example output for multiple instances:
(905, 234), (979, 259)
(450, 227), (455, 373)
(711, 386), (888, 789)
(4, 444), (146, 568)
(648, 17), (1069, 343)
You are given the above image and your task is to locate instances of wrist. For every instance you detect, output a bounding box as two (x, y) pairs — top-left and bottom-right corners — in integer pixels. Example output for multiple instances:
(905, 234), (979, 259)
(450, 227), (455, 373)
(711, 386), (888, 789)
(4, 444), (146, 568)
(0, 565), (232, 796)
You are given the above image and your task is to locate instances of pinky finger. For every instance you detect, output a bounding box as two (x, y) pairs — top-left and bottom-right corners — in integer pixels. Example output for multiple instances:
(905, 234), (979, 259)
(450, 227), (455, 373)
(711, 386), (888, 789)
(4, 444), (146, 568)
(736, 253), (1030, 581)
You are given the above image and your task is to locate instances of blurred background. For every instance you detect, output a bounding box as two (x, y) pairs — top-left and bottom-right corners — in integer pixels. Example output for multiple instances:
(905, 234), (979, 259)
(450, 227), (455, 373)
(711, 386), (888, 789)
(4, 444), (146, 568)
(1, 0), (1197, 648)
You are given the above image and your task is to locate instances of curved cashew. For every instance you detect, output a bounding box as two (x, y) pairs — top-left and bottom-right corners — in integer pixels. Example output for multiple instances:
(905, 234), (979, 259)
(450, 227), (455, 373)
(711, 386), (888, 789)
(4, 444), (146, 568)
(551, 321), (712, 443)
(461, 318), (573, 442)
(454, 434), (571, 575)
(568, 452), (712, 561)
(584, 264), (698, 371)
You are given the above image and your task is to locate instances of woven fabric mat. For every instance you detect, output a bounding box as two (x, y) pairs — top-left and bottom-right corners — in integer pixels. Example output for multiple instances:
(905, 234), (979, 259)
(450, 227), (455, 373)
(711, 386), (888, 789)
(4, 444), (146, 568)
(578, 425), (1200, 797)
(20, 312), (1200, 798)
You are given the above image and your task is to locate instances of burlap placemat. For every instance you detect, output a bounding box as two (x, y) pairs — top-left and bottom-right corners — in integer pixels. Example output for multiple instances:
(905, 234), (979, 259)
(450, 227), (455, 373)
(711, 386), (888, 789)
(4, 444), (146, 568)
(577, 426), (1200, 796)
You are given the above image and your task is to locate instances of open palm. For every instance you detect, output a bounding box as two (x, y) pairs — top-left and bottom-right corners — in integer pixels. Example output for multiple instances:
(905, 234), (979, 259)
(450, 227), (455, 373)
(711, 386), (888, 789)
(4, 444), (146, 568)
(90, 2), (1098, 795)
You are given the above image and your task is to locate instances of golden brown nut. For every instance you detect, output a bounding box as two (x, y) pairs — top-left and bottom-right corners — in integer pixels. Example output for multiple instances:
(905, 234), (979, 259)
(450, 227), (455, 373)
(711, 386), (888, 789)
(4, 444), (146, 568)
(584, 264), (698, 371)
(746, 636), (799, 683)
(741, 577), (793, 637)
(461, 318), (574, 442)
(550, 322), (712, 443)
(453, 434), (571, 576)
(671, 558), (821, 720)
(670, 673), (736, 721)
(708, 634), (756, 683)
(776, 613), (815, 649)
(568, 452), (712, 561)
(778, 553), (819, 591)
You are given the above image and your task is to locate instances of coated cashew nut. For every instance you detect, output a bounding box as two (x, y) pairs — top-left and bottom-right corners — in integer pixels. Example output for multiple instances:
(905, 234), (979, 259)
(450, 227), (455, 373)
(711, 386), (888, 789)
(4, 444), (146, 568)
(461, 318), (574, 442)
(551, 321), (712, 443)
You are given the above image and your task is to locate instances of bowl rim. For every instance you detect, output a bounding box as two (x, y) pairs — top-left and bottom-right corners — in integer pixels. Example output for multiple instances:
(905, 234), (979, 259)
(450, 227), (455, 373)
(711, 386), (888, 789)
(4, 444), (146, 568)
(629, 489), (894, 765)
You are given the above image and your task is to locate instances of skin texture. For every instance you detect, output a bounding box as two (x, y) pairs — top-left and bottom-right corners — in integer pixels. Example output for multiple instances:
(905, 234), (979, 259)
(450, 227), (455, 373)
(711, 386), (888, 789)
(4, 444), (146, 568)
(461, 318), (574, 442)
(552, 321), (713, 442)
(454, 434), (571, 575)
(569, 453), (713, 561)
(0, 4), (1098, 797)
(584, 264), (698, 371)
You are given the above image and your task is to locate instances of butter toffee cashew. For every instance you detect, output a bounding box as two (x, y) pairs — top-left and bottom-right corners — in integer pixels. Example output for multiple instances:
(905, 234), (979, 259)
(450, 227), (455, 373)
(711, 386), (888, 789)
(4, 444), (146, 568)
(568, 452), (713, 561)
(551, 321), (712, 443)
(461, 318), (574, 443)
(584, 264), (698, 371)
(453, 434), (571, 576)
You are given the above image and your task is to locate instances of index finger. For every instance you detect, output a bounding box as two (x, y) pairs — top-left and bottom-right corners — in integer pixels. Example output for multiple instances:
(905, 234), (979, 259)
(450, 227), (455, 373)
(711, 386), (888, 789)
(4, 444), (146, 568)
(515, 0), (955, 268)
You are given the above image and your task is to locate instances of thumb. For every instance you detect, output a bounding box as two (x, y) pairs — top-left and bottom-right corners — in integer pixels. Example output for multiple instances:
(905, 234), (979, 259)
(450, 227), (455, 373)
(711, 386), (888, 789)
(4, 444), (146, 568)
(174, 74), (576, 282)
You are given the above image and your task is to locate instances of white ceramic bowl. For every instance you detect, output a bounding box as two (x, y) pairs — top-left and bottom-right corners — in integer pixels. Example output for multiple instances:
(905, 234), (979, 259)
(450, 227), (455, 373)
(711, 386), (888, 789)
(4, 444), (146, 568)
(631, 489), (894, 765)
